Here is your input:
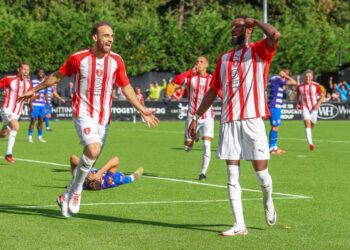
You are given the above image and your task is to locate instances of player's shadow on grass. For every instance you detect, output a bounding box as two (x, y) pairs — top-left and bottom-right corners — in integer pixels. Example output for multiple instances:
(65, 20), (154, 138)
(0, 206), (65, 220)
(32, 185), (66, 189)
(52, 169), (70, 173)
(171, 147), (217, 152)
(0, 206), (265, 233)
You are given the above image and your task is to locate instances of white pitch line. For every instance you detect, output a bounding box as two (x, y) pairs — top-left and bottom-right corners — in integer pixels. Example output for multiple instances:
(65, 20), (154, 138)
(143, 175), (312, 199)
(117, 128), (350, 144)
(0, 196), (310, 210)
(10, 157), (312, 199)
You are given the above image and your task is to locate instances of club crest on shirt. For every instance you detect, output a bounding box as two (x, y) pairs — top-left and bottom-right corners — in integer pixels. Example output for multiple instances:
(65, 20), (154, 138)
(233, 60), (239, 68)
(83, 127), (91, 135)
(96, 68), (103, 77)
(199, 85), (205, 90)
(8, 114), (12, 119)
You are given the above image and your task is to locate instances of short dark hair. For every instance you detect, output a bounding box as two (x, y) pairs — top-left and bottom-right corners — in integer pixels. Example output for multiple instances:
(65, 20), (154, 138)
(19, 61), (30, 68)
(91, 21), (112, 36)
(234, 15), (250, 20)
(85, 179), (102, 190)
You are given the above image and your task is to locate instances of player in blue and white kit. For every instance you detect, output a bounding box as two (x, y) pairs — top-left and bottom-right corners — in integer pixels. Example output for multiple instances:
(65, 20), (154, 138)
(28, 69), (49, 143)
(44, 82), (66, 131)
(267, 69), (296, 154)
(70, 155), (142, 190)
(58, 154), (143, 217)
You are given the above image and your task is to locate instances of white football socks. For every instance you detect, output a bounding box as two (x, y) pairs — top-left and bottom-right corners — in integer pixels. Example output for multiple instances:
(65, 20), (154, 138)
(6, 130), (17, 155)
(200, 140), (211, 175)
(255, 169), (273, 206)
(71, 154), (96, 194)
(227, 164), (245, 228)
(305, 128), (313, 145)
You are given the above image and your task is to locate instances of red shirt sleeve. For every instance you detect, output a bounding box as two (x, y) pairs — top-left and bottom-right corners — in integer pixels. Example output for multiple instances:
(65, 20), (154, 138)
(59, 54), (77, 77)
(209, 56), (223, 93)
(0, 76), (10, 88)
(252, 38), (277, 63)
(0, 77), (7, 88)
(115, 57), (129, 87)
(174, 69), (193, 85)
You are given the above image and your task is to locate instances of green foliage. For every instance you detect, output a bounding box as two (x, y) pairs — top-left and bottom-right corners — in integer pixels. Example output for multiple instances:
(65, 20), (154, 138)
(0, 0), (348, 75)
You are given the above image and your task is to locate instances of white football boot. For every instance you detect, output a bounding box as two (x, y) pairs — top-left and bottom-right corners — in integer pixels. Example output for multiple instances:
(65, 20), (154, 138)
(69, 192), (81, 214)
(56, 194), (71, 217)
(38, 137), (47, 143)
(264, 202), (277, 226)
(221, 223), (248, 236)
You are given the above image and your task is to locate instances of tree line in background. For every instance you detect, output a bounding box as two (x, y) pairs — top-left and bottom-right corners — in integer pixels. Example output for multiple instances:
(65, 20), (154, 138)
(0, 0), (349, 76)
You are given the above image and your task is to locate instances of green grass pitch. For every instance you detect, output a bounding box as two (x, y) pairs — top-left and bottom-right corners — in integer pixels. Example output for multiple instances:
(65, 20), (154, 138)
(0, 120), (349, 249)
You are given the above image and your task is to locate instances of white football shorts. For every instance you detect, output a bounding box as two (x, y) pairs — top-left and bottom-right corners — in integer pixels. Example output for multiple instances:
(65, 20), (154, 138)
(301, 108), (318, 124)
(73, 116), (109, 147)
(1, 108), (20, 126)
(184, 117), (214, 142)
(216, 118), (270, 161)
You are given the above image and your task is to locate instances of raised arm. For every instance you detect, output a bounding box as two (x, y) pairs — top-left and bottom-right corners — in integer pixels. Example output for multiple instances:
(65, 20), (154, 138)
(246, 18), (281, 48)
(174, 68), (195, 85)
(280, 71), (296, 86)
(18, 71), (65, 101)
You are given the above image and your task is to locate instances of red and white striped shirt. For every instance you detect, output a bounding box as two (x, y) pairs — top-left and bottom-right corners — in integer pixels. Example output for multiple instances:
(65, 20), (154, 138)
(137, 93), (144, 104)
(297, 82), (323, 111)
(174, 70), (214, 119)
(59, 49), (129, 125)
(0, 75), (32, 116)
(210, 39), (276, 123)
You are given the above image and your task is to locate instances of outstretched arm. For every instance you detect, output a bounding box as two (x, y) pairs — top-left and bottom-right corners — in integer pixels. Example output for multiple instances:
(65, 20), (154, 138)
(18, 71), (65, 101)
(122, 84), (159, 128)
(53, 90), (66, 103)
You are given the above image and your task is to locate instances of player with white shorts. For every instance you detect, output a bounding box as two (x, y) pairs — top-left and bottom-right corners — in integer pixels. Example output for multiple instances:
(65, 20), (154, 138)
(189, 16), (280, 236)
(174, 56), (214, 181)
(296, 69), (324, 151)
(217, 118), (269, 161)
(0, 62), (32, 163)
(19, 21), (159, 218)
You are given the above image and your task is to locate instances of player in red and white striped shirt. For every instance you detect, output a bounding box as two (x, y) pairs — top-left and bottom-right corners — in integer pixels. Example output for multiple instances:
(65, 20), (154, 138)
(0, 62), (32, 163)
(296, 69), (324, 151)
(174, 56), (214, 181)
(19, 21), (159, 217)
(132, 87), (145, 123)
(188, 16), (280, 236)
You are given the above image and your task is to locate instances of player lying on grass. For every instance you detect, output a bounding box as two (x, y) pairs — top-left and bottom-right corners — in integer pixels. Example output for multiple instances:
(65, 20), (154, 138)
(57, 155), (143, 217)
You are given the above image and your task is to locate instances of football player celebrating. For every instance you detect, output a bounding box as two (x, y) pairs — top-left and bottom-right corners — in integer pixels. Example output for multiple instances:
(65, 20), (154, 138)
(174, 56), (214, 181)
(0, 62), (32, 162)
(18, 21), (159, 217)
(296, 69), (324, 150)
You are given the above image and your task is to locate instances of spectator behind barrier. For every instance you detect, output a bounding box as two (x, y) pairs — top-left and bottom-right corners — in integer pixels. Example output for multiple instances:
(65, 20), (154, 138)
(149, 81), (166, 101)
(163, 78), (178, 104)
(336, 81), (350, 101)
(65, 82), (74, 99)
(172, 85), (185, 101)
